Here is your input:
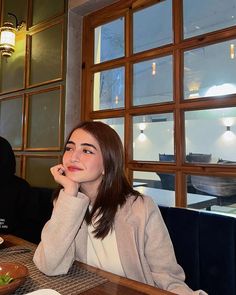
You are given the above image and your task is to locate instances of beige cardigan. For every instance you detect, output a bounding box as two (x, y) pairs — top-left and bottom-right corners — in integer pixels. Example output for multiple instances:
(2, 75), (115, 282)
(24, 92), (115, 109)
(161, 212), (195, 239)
(33, 190), (207, 295)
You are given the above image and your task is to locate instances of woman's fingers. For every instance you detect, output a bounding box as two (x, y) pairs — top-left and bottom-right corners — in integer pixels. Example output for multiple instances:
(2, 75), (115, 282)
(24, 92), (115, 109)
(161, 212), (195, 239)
(50, 164), (79, 196)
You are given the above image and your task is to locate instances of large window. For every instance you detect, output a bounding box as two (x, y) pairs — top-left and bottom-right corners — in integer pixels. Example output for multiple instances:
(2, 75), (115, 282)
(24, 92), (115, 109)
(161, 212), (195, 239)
(82, 0), (236, 214)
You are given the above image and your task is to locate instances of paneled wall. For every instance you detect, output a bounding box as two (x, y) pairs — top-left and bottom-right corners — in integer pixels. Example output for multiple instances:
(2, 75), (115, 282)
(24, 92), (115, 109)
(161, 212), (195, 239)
(0, 0), (66, 188)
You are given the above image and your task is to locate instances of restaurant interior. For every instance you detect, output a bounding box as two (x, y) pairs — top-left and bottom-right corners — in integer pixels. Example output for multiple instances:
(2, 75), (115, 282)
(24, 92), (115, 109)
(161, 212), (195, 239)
(1, 0), (236, 294)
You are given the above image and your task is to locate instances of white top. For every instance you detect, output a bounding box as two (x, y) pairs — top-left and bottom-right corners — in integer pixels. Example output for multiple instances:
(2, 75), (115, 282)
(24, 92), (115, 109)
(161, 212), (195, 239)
(87, 221), (125, 276)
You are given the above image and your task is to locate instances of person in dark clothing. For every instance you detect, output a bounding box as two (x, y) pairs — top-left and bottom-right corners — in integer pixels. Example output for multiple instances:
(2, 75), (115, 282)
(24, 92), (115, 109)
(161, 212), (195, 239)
(0, 136), (37, 241)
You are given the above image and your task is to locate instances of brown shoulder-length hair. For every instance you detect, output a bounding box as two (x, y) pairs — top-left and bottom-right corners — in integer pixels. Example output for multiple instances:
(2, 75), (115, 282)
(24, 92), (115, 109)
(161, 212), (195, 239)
(54, 121), (142, 239)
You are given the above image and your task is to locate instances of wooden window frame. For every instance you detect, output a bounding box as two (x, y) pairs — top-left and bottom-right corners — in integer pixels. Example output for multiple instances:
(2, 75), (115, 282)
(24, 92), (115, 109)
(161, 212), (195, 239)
(81, 0), (236, 208)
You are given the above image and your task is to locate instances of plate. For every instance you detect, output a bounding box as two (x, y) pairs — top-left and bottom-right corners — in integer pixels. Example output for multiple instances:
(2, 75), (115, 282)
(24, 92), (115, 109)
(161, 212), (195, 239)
(0, 262), (28, 295)
(25, 289), (61, 295)
(0, 237), (3, 245)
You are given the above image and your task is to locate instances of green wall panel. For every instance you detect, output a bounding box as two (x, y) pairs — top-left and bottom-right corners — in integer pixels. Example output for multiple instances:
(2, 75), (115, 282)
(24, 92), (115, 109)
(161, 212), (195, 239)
(0, 96), (23, 148)
(3, 0), (27, 25)
(25, 156), (59, 188)
(27, 88), (61, 149)
(30, 23), (63, 86)
(0, 38), (26, 93)
(32, 0), (64, 26)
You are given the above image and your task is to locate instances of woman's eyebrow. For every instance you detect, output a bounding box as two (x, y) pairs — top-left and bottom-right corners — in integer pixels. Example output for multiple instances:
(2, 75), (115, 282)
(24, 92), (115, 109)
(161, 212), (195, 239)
(66, 140), (75, 145)
(81, 142), (97, 150)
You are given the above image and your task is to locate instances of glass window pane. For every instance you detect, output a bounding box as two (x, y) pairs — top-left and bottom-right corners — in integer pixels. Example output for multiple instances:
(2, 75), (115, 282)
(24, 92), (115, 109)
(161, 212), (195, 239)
(32, 0), (64, 26)
(133, 0), (172, 53)
(27, 89), (61, 149)
(30, 23), (63, 86)
(133, 55), (173, 106)
(93, 67), (124, 110)
(94, 18), (124, 64)
(133, 113), (174, 161)
(133, 171), (162, 189)
(184, 0), (236, 39)
(0, 38), (25, 93)
(185, 108), (236, 163)
(97, 117), (124, 145)
(187, 174), (236, 214)
(25, 156), (59, 188)
(184, 40), (236, 99)
(0, 97), (23, 148)
(133, 171), (176, 206)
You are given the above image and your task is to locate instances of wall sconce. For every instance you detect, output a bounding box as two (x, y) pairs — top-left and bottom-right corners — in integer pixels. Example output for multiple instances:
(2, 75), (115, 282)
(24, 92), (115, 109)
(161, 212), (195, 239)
(152, 62), (156, 76)
(0, 13), (24, 58)
(138, 123), (146, 142)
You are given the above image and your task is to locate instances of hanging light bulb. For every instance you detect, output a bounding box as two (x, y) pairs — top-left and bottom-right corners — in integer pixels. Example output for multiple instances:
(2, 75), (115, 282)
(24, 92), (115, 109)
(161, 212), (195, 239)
(0, 22), (16, 57)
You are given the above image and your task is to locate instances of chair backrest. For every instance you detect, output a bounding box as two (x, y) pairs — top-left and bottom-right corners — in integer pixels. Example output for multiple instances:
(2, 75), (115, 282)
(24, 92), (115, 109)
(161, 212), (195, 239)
(159, 206), (236, 295)
(186, 153), (211, 163)
(159, 153), (175, 162)
(158, 154), (175, 190)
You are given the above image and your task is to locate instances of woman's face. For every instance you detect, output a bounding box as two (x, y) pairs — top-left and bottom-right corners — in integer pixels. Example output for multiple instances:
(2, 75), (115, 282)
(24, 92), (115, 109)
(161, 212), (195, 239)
(62, 128), (104, 190)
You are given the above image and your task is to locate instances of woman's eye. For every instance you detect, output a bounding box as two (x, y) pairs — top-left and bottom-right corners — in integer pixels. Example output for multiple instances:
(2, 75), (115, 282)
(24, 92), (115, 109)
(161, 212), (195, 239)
(83, 148), (93, 154)
(65, 146), (72, 152)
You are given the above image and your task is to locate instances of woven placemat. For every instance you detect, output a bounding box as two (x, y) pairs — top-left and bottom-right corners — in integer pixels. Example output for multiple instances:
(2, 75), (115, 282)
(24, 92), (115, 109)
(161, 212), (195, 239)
(0, 245), (108, 295)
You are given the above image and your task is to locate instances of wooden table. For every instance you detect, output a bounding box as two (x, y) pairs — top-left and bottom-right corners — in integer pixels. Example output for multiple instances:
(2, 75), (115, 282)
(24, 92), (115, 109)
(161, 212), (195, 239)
(135, 186), (218, 210)
(0, 234), (175, 295)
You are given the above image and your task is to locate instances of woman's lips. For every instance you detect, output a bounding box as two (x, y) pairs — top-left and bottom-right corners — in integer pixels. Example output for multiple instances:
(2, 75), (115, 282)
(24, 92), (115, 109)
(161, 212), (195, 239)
(67, 166), (82, 172)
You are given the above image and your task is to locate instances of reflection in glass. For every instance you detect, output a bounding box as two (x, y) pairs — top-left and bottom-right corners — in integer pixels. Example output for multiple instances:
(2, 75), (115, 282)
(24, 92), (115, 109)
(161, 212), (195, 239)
(133, 113), (174, 161)
(96, 117), (124, 144)
(94, 18), (124, 64)
(184, 40), (236, 99)
(133, 171), (176, 207)
(187, 174), (236, 214)
(133, 171), (162, 189)
(183, 0), (236, 39)
(93, 67), (124, 110)
(185, 107), (236, 163)
(133, 55), (173, 106)
(133, 0), (172, 53)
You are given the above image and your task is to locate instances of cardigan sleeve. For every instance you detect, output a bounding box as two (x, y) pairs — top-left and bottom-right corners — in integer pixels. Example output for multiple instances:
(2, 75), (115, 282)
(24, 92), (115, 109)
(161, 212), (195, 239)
(143, 197), (207, 295)
(33, 189), (89, 276)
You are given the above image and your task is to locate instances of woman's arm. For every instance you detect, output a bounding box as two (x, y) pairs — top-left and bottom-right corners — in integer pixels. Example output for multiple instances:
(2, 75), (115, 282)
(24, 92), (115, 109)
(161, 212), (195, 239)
(33, 189), (89, 275)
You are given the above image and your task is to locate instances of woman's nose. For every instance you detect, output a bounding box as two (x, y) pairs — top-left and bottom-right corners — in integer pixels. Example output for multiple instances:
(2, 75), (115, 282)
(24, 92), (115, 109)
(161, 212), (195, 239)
(70, 150), (80, 162)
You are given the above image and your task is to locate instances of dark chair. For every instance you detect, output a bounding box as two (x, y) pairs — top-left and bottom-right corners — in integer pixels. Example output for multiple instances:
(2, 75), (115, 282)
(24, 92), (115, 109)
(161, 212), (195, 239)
(186, 153), (212, 163)
(157, 154), (175, 190)
(159, 153), (175, 162)
(217, 158), (236, 164)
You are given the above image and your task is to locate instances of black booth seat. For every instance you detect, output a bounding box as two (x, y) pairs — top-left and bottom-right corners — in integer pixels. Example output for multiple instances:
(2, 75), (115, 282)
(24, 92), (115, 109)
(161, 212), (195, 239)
(19, 186), (236, 295)
(159, 206), (236, 295)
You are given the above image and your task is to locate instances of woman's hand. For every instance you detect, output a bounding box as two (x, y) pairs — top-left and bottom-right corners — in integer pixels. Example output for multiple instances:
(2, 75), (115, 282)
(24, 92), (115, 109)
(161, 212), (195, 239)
(50, 164), (79, 196)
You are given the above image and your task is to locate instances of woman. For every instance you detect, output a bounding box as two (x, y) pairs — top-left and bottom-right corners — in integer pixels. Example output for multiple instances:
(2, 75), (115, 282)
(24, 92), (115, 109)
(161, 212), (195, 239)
(33, 121), (207, 295)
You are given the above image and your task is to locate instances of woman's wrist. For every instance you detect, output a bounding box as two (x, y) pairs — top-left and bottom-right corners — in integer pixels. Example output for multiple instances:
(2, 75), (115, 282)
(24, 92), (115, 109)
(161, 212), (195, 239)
(63, 185), (79, 197)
